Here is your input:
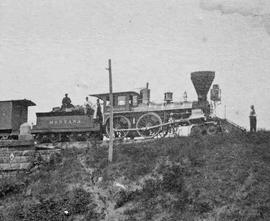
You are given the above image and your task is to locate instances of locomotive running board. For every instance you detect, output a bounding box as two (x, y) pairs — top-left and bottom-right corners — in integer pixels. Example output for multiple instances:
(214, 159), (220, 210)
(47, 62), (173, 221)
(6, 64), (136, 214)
(112, 118), (215, 132)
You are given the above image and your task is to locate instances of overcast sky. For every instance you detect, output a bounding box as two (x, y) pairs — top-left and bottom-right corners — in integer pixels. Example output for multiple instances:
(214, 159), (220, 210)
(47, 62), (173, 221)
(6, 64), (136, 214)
(1, 0), (270, 129)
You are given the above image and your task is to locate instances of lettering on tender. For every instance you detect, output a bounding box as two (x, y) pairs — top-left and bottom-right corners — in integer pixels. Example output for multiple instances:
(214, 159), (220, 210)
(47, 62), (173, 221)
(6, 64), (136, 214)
(48, 118), (82, 125)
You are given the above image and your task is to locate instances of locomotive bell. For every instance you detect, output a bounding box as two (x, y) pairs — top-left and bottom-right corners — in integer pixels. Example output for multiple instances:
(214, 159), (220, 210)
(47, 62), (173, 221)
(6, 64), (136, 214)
(164, 92), (173, 104)
(183, 91), (187, 102)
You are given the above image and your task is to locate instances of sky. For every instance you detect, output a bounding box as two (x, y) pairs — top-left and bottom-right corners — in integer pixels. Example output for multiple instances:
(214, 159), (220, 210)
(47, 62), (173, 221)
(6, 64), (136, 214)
(0, 0), (270, 129)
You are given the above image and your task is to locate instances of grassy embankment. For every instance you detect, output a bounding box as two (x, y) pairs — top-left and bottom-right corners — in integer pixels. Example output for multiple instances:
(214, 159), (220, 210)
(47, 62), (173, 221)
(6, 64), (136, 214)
(0, 131), (270, 220)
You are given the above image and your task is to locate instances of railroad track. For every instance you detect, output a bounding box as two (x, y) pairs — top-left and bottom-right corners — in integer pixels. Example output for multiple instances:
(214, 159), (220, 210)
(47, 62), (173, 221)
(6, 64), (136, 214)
(34, 118), (245, 150)
(34, 136), (158, 150)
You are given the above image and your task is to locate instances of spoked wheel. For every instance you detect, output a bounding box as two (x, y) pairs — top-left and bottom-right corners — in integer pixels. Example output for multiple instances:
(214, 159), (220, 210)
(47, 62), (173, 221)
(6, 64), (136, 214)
(157, 123), (175, 138)
(67, 133), (77, 142)
(83, 132), (93, 141)
(0, 135), (9, 140)
(66, 133), (87, 142)
(190, 125), (202, 136)
(206, 124), (217, 135)
(156, 125), (169, 138)
(136, 112), (162, 138)
(49, 133), (61, 143)
(40, 134), (50, 143)
(79, 132), (92, 141)
(106, 115), (131, 138)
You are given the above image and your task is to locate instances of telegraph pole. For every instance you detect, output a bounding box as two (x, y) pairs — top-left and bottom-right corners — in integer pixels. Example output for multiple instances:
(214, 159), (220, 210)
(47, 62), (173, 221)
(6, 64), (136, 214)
(107, 59), (114, 162)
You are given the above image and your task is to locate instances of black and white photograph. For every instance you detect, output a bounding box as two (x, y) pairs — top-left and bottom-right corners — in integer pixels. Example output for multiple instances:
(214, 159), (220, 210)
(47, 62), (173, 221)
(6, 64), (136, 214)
(0, 0), (270, 220)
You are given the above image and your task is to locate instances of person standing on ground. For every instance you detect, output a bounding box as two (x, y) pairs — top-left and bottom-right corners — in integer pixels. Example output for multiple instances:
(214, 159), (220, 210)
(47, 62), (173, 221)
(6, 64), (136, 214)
(96, 99), (104, 138)
(249, 105), (257, 132)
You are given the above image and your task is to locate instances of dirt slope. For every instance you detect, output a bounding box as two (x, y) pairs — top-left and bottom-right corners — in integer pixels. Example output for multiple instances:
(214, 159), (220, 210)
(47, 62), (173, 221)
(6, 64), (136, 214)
(0, 132), (270, 220)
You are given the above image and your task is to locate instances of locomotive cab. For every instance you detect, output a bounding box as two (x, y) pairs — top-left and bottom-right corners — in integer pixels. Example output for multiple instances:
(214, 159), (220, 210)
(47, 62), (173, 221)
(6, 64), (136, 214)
(90, 91), (141, 113)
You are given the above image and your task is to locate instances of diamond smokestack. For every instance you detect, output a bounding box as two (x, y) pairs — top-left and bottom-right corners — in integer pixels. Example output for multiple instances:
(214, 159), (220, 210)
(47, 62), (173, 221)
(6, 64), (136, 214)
(191, 71), (215, 102)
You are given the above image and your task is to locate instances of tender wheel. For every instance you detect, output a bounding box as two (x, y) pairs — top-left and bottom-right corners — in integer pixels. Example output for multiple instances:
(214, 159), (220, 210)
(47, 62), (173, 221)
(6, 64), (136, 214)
(0, 135), (8, 140)
(136, 112), (162, 138)
(190, 125), (202, 136)
(67, 133), (78, 142)
(40, 134), (50, 143)
(79, 133), (90, 141)
(49, 133), (60, 143)
(206, 125), (217, 135)
(106, 115), (131, 138)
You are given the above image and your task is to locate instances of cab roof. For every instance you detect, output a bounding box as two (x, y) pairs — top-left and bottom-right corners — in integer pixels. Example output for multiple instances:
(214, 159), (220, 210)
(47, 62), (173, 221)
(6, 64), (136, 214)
(0, 99), (36, 106)
(90, 91), (140, 100)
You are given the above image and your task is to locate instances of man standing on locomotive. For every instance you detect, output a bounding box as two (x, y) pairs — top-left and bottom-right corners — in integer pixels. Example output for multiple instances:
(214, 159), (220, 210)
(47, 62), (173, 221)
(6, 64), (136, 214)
(84, 96), (94, 115)
(96, 99), (103, 121)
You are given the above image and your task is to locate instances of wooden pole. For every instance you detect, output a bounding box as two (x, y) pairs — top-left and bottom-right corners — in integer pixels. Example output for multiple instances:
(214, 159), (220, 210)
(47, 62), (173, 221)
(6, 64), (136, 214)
(107, 59), (114, 162)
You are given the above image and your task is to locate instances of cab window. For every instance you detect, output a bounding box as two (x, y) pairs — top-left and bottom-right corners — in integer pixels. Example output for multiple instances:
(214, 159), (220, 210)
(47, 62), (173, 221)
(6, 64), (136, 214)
(106, 96), (110, 106)
(117, 96), (126, 106)
(132, 95), (138, 106)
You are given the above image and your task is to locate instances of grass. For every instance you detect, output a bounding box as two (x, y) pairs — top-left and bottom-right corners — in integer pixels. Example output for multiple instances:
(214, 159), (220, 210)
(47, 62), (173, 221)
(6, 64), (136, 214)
(0, 131), (270, 220)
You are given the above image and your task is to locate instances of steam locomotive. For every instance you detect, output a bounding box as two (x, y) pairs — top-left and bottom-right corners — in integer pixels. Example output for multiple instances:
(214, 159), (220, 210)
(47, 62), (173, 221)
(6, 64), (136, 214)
(91, 71), (221, 139)
(0, 71), (221, 142)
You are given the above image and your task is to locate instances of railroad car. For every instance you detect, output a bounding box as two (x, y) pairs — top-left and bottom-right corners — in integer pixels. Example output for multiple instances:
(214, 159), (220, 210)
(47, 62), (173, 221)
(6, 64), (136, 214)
(90, 71), (221, 139)
(0, 99), (36, 139)
(31, 107), (102, 143)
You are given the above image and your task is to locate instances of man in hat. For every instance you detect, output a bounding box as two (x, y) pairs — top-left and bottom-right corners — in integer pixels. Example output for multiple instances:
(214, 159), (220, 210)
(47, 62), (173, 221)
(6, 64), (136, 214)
(62, 93), (73, 109)
(249, 105), (257, 132)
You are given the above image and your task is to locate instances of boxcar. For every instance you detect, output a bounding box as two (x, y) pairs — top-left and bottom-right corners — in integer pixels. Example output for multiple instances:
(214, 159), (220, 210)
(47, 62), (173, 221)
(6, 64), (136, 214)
(0, 99), (36, 139)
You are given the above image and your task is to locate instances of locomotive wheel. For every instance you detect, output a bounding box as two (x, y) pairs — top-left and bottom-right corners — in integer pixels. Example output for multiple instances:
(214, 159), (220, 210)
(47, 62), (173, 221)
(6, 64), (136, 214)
(67, 133), (77, 142)
(40, 134), (50, 143)
(0, 135), (8, 140)
(49, 133), (60, 143)
(156, 125), (169, 138)
(136, 112), (162, 138)
(67, 133), (87, 142)
(206, 125), (217, 135)
(190, 125), (202, 136)
(106, 115), (131, 138)
(79, 133), (89, 141)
